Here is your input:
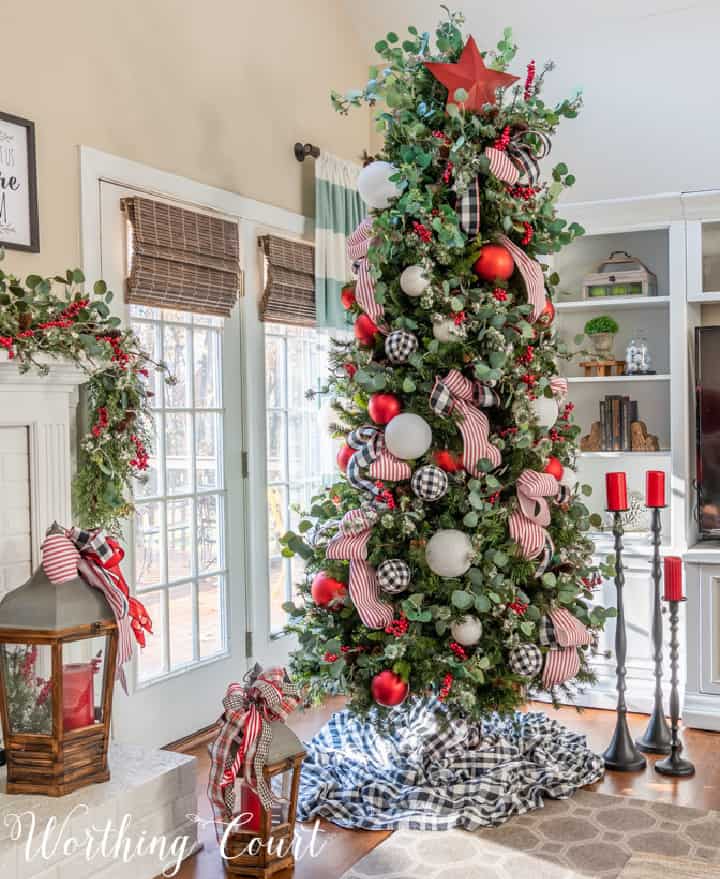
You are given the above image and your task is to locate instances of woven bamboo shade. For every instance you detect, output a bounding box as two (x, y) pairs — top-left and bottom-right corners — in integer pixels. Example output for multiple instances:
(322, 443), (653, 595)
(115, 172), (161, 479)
(122, 197), (241, 317)
(259, 235), (315, 326)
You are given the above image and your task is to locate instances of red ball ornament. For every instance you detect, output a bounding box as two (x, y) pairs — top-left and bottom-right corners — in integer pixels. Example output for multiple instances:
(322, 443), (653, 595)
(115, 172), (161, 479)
(473, 244), (514, 282)
(433, 449), (464, 472)
(340, 285), (357, 309)
(311, 572), (347, 609)
(337, 444), (354, 472)
(537, 298), (555, 326)
(371, 670), (409, 707)
(368, 393), (402, 425)
(544, 456), (564, 481)
(354, 314), (380, 347)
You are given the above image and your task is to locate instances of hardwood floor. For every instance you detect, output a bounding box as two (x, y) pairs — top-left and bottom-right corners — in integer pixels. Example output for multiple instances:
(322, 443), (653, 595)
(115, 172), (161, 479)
(172, 699), (720, 879)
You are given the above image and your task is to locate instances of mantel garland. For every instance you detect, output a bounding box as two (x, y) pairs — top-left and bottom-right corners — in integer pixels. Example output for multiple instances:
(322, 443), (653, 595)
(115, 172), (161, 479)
(0, 262), (171, 534)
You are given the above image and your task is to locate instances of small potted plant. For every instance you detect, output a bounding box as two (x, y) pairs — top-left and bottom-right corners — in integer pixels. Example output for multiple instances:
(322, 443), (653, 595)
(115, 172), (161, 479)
(584, 315), (619, 361)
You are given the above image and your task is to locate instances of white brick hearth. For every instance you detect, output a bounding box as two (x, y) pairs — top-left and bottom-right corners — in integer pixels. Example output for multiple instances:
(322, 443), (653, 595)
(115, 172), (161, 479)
(0, 744), (199, 879)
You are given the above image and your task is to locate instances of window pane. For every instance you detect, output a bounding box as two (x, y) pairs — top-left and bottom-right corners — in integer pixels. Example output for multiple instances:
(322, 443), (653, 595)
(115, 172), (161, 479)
(269, 558), (288, 633)
(287, 335), (308, 410)
(135, 412), (163, 499)
(131, 321), (160, 402)
(164, 324), (192, 408)
(130, 304), (159, 320)
(199, 575), (224, 659)
(194, 328), (221, 408)
(267, 412), (286, 483)
(165, 412), (193, 496)
(162, 308), (191, 324)
(197, 494), (223, 575)
(267, 484), (287, 560)
(138, 590), (166, 681)
(135, 501), (164, 588)
(169, 583), (194, 669)
(196, 412), (221, 490)
(167, 498), (193, 582)
(265, 335), (285, 408)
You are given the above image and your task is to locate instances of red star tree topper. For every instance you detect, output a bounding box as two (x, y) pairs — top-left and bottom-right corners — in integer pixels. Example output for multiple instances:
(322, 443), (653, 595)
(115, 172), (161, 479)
(424, 35), (519, 113)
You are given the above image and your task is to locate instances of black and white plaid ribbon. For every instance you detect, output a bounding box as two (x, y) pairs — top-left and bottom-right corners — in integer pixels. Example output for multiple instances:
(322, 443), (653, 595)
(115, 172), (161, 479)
(346, 427), (384, 495)
(455, 175), (482, 236)
(507, 129), (552, 186)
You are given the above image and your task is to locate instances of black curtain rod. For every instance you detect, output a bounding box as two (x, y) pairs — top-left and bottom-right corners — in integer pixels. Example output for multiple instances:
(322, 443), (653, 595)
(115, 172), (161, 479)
(294, 142), (320, 162)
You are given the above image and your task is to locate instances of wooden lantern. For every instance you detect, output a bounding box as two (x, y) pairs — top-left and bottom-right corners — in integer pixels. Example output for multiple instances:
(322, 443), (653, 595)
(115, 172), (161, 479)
(582, 250), (658, 299)
(223, 722), (306, 878)
(0, 535), (118, 797)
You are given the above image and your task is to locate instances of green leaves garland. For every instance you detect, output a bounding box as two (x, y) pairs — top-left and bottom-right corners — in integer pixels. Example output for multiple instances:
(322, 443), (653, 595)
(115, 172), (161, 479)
(282, 11), (617, 719)
(0, 262), (170, 534)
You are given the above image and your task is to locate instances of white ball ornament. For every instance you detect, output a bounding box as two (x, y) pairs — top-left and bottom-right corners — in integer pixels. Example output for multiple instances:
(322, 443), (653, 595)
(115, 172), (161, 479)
(425, 529), (473, 578)
(384, 413), (432, 460)
(357, 161), (401, 210)
(450, 615), (483, 647)
(529, 395), (559, 428)
(400, 265), (430, 298)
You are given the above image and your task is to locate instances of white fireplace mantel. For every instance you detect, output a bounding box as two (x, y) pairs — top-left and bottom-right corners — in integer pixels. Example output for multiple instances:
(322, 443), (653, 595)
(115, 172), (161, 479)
(0, 357), (88, 569)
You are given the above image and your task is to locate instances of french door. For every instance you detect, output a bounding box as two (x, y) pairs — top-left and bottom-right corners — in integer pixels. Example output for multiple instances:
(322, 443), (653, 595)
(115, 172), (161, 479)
(99, 180), (248, 747)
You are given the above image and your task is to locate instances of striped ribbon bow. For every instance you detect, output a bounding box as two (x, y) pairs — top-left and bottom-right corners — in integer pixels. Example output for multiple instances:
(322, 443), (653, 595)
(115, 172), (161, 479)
(346, 426), (411, 496)
(542, 608), (592, 689)
(509, 470), (561, 561)
(430, 369), (501, 475)
(496, 233), (546, 321)
(346, 218), (385, 326)
(207, 667), (300, 839)
(484, 147), (520, 186)
(549, 376), (568, 401)
(507, 129), (551, 186)
(67, 527), (153, 694)
(326, 509), (394, 630)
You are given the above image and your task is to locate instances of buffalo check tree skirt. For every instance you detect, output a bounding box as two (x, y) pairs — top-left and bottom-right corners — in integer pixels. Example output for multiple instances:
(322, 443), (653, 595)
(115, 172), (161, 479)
(297, 701), (604, 832)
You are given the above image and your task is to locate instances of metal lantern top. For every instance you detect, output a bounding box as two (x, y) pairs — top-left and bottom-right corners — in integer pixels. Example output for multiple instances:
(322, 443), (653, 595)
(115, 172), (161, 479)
(583, 250), (658, 299)
(264, 720), (305, 765)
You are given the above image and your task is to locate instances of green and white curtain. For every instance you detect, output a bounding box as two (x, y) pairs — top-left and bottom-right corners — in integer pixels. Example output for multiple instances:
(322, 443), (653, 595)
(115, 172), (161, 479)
(315, 153), (364, 329)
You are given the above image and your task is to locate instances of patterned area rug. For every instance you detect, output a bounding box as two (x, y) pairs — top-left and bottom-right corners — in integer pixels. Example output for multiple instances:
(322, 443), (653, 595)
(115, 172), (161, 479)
(340, 790), (720, 879)
(298, 703), (603, 831)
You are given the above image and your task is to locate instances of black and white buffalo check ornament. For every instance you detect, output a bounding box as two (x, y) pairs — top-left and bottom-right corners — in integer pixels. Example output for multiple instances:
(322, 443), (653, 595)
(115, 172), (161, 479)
(411, 465), (448, 501)
(377, 558), (411, 594)
(509, 643), (543, 677)
(385, 330), (418, 364)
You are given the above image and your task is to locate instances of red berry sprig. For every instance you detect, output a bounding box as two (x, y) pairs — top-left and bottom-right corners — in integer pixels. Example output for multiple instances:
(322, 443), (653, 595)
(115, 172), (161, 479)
(493, 125), (511, 151)
(449, 641), (467, 661)
(385, 614), (409, 638)
(492, 288), (508, 302)
(521, 222), (534, 246)
(323, 652), (339, 663)
(412, 221), (432, 243)
(508, 600), (528, 616)
(524, 59), (536, 101)
(438, 673), (453, 702)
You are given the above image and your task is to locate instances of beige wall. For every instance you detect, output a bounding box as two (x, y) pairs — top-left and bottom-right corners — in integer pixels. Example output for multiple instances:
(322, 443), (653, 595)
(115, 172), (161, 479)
(3, 0), (370, 279)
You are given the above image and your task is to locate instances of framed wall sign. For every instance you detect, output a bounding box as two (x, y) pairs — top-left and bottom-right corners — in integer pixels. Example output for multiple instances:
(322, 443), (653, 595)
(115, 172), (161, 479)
(0, 112), (39, 252)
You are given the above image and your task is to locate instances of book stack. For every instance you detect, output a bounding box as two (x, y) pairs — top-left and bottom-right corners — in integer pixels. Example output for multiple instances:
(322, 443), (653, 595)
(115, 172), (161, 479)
(599, 395), (638, 451)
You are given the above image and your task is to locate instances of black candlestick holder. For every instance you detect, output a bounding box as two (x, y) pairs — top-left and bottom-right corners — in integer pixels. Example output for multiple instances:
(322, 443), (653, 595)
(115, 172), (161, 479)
(637, 506), (672, 754)
(655, 598), (695, 777)
(603, 511), (647, 772)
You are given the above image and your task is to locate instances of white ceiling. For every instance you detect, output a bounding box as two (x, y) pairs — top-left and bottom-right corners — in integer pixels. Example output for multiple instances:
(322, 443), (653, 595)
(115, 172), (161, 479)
(341, 1), (720, 202)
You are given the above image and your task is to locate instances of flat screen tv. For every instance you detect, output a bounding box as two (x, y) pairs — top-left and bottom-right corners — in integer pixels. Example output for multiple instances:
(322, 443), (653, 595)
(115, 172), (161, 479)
(696, 325), (720, 539)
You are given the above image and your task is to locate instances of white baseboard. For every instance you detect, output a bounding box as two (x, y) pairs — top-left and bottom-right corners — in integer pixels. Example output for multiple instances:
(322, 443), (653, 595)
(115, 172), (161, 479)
(683, 690), (720, 732)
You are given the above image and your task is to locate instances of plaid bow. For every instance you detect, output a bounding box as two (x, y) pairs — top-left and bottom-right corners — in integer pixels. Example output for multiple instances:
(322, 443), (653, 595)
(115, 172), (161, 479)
(455, 175), (483, 236)
(207, 667), (300, 840)
(68, 526), (153, 694)
(507, 129), (551, 186)
(326, 509), (393, 630)
(346, 427), (410, 496)
(347, 218), (385, 327)
(430, 369), (500, 475)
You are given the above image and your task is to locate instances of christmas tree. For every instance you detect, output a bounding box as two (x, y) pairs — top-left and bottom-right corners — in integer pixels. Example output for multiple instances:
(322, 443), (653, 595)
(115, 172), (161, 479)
(283, 10), (615, 719)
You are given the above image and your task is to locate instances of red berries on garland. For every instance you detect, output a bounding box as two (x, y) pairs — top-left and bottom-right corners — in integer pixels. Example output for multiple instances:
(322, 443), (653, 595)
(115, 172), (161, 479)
(368, 392), (402, 425)
(438, 673), (453, 702)
(311, 572), (347, 609)
(354, 314), (380, 346)
(524, 59), (536, 101)
(493, 125), (511, 151)
(371, 670), (409, 707)
(473, 244), (514, 282)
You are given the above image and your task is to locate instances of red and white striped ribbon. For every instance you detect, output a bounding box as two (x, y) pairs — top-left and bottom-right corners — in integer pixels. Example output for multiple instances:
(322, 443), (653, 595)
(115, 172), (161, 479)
(484, 147), (520, 185)
(496, 233), (545, 321)
(42, 533), (80, 584)
(347, 218), (385, 326)
(542, 646), (581, 688)
(432, 370), (501, 474)
(368, 450), (411, 482)
(548, 607), (593, 647)
(509, 509), (548, 560)
(326, 509), (393, 629)
(517, 470), (559, 528)
(549, 376), (568, 401)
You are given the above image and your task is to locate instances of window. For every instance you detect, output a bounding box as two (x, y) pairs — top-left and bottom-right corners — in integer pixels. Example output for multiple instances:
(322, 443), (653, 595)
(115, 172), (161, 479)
(265, 325), (337, 631)
(130, 305), (228, 682)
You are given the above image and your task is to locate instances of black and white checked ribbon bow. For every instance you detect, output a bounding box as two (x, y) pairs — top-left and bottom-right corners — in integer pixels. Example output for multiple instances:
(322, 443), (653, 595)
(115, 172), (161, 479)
(507, 129), (552, 186)
(346, 426), (384, 495)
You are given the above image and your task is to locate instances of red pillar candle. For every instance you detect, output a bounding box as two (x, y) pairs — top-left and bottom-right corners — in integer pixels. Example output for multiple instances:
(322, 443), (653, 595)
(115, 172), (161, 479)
(605, 472), (628, 511)
(646, 470), (666, 508)
(663, 556), (684, 601)
(62, 663), (95, 731)
(239, 782), (263, 831)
